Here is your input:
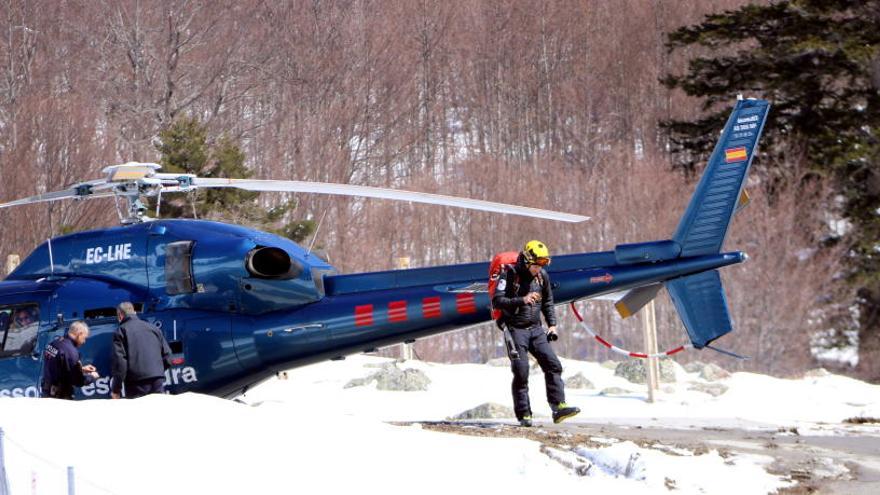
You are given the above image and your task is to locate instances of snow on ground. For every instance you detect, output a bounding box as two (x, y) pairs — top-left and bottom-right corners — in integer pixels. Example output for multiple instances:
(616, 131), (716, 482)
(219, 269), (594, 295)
(246, 356), (880, 432)
(1, 355), (879, 495)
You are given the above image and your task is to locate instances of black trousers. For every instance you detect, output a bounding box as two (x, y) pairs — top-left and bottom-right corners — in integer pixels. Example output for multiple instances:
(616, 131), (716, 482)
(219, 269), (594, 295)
(125, 377), (166, 399)
(509, 325), (565, 419)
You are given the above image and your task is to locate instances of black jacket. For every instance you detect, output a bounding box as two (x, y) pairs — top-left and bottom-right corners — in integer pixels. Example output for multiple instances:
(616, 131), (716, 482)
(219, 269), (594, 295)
(41, 335), (93, 399)
(111, 315), (172, 392)
(492, 261), (557, 329)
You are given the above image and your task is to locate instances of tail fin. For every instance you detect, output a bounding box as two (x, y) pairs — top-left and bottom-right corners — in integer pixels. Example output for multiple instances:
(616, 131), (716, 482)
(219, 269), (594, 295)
(609, 99), (769, 347)
(673, 98), (770, 256)
(667, 98), (770, 347)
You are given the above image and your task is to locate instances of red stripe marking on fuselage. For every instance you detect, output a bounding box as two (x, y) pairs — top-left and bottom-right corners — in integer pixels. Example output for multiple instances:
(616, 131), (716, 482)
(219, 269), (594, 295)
(455, 293), (477, 314)
(422, 296), (441, 318)
(388, 300), (408, 322)
(355, 304), (374, 327)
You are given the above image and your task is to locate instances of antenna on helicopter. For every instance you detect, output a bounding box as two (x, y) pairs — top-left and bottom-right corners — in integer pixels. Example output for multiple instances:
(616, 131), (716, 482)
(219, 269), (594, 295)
(0, 162), (591, 225)
(307, 209), (329, 257)
(47, 238), (55, 275)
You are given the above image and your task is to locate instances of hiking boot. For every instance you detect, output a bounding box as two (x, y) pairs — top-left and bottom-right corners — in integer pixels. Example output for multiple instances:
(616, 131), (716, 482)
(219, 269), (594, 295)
(518, 415), (533, 427)
(552, 403), (580, 424)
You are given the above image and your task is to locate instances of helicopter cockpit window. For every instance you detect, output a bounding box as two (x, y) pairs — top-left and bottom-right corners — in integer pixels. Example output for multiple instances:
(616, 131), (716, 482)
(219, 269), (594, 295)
(165, 241), (196, 295)
(83, 303), (142, 320)
(0, 304), (39, 358)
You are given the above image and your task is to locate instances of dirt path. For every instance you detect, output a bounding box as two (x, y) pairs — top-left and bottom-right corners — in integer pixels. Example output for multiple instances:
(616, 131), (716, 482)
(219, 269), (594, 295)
(395, 420), (880, 494)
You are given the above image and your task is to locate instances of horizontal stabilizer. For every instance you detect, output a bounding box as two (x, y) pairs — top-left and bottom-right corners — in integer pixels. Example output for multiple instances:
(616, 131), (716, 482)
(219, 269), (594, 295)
(666, 270), (732, 348)
(733, 189), (751, 216)
(615, 284), (662, 318)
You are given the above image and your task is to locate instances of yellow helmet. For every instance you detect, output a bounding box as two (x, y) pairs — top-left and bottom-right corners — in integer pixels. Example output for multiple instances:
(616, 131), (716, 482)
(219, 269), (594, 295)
(522, 240), (551, 266)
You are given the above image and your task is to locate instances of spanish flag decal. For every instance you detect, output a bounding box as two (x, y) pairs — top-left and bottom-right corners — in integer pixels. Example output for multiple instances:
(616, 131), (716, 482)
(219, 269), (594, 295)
(724, 147), (748, 163)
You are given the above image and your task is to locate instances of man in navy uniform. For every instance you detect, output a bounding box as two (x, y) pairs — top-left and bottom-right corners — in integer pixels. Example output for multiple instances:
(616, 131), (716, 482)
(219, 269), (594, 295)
(492, 240), (580, 427)
(111, 302), (172, 399)
(40, 321), (99, 399)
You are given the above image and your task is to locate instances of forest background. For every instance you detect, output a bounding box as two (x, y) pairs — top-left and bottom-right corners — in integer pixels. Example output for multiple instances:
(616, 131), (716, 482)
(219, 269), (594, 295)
(1, 0), (876, 380)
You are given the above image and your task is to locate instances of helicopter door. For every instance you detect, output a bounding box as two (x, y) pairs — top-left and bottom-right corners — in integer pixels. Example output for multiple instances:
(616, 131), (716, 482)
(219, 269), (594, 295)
(0, 299), (50, 398)
(178, 317), (240, 393)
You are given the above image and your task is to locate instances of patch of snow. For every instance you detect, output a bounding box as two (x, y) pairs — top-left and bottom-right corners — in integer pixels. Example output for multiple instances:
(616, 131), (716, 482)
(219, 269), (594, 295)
(572, 441), (788, 494)
(814, 346), (859, 367)
(2, 354), (879, 494)
(811, 328), (859, 367)
(795, 247), (815, 261)
(590, 436), (620, 445)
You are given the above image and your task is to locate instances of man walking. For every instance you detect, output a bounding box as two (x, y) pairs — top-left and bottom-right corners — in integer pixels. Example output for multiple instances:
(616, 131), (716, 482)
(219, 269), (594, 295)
(111, 302), (172, 399)
(492, 240), (580, 426)
(40, 321), (99, 399)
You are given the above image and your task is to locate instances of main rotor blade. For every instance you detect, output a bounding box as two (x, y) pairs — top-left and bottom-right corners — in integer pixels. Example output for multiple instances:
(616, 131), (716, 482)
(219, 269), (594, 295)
(0, 183), (117, 209)
(192, 178), (590, 223)
(0, 189), (79, 208)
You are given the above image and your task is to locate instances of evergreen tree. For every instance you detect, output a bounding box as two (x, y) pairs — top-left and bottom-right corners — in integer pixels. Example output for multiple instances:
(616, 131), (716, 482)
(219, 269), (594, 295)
(662, 0), (880, 378)
(154, 116), (316, 243)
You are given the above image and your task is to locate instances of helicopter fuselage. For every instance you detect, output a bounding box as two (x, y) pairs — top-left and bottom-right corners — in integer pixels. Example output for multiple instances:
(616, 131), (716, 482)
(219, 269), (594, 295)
(0, 219), (744, 399)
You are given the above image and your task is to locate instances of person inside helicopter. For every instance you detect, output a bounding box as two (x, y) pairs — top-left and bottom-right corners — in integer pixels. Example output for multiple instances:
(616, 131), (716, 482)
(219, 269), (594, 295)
(13, 306), (37, 328)
(0, 305), (39, 357)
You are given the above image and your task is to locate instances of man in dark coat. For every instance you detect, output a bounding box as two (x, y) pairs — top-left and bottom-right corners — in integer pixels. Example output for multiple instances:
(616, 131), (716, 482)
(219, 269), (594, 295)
(492, 240), (580, 426)
(111, 302), (172, 399)
(40, 321), (99, 399)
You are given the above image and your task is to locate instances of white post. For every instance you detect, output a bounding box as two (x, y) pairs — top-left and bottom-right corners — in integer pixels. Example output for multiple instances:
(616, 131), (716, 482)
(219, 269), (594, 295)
(0, 428), (9, 495)
(643, 300), (660, 402)
(395, 257), (413, 361)
(649, 301), (660, 386)
(67, 466), (75, 495)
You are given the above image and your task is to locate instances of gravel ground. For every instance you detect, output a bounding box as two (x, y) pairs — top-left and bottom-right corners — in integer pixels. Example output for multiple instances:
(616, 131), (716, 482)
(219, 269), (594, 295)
(399, 419), (880, 494)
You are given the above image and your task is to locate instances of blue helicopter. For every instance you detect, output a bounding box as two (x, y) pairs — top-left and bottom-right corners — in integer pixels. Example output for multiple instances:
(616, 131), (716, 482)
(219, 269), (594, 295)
(0, 98), (768, 400)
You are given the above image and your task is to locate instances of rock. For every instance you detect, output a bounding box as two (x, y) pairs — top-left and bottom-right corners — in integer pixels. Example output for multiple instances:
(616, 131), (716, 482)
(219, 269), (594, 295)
(688, 382), (728, 397)
(658, 360), (677, 383)
(699, 363), (731, 381)
(364, 362), (392, 369)
(615, 361), (646, 384)
(804, 368), (831, 378)
(344, 376), (374, 389)
(448, 402), (515, 420)
(344, 364), (431, 391)
(565, 373), (595, 389)
(601, 360), (619, 370)
(599, 387), (633, 396)
(615, 359), (677, 384)
(486, 357), (510, 367)
(683, 361), (706, 374)
(375, 367), (431, 391)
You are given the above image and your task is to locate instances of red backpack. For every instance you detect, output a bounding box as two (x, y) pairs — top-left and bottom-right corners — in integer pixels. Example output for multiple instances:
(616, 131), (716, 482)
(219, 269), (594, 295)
(488, 251), (520, 322)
